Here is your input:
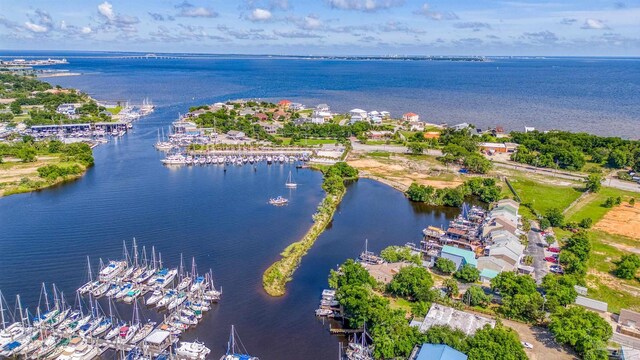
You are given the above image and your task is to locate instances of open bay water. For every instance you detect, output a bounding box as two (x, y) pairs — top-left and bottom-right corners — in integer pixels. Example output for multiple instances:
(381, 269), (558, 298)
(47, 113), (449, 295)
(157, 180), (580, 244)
(0, 52), (636, 358)
(4, 51), (639, 137)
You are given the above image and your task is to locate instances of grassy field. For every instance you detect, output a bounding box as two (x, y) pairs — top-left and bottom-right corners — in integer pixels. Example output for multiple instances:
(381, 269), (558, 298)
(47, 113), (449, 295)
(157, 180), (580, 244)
(565, 186), (638, 224)
(506, 176), (583, 215)
(0, 156), (88, 197)
(293, 138), (338, 146)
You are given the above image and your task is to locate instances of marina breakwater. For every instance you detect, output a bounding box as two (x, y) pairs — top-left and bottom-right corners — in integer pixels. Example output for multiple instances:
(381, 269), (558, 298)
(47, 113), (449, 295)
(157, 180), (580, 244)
(262, 188), (345, 296)
(262, 162), (357, 296)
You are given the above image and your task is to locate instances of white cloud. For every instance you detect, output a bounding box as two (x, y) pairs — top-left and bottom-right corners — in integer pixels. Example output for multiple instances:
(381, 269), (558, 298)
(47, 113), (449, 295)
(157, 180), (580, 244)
(250, 8), (272, 21)
(303, 16), (322, 29)
(60, 20), (66, 30)
(326, 0), (404, 12)
(413, 3), (458, 20)
(24, 22), (48, 33)
(581, 18), (609, 30)
(81, 26), (92, 34)
(98, 2), (115, 21)
(175, 1), (218, 18)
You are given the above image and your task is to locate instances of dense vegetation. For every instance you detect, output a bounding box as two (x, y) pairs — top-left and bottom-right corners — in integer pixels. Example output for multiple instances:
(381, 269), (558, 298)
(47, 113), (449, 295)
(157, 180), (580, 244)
(510, 130), (640, 171)
(549, 306), (612, 359)
(406, 177), (502, 206)
(192, 109), (278, 143)
(280, 121), (372, 141)
(0, 138), (94, 167)
(380, 246), (422, 265)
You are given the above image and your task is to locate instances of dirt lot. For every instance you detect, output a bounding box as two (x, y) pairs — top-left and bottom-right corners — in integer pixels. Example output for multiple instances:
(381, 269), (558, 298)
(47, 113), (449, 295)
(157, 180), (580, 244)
(347, 153), (463, 192)
(502, 319), (577, 360)
(594, 202), (640, 240)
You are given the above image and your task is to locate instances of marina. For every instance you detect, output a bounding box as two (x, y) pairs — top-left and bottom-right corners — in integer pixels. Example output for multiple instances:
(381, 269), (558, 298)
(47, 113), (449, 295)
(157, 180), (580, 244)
(0, 239), (222, 359)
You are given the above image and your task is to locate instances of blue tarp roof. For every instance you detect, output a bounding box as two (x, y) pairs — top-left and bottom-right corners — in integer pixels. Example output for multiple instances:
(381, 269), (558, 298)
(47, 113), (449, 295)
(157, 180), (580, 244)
(416, 344), (467, 360)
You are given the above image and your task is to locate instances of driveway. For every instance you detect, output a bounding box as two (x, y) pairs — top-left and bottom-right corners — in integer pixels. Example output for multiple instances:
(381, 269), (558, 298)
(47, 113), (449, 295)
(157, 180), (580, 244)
(526, 221), (549, 284)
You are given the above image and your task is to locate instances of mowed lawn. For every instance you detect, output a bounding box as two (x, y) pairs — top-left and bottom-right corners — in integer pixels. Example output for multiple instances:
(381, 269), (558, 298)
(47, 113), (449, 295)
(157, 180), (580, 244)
(507, 176), (583, 215)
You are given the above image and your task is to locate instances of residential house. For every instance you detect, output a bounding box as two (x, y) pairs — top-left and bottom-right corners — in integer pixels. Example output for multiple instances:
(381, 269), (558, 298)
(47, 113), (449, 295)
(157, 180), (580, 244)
(239, 109), (256, 116)
(290, 102), (305, 111)
(273, 110), (287, 120)
(260, 123), (280, 134)
(410, 344), (467, 360)
(361, 262), (410, 284)
(370, 115), (383, 124)
(56, 103), (77, 116)
(380, 111), (391, 119)
(618, 309), (640, 339)
(452, 123), (470, 131)
(524, 126), (535, 133)
(349, 115), (366, 124)
(316, 103), (330, 112)
(440, 245), (477, 270)
(412, 303), (495, 335)
(254, 113), (269, 121)
(477, 256), (510, 274)
(479, 142), (507, 154)
(172, 121), (199, 135)
(485, 239), (524, 269)
(368, 130), (393, 140)
(278, 99), (291, 109)
(349, 108), (368, 119)
(403, 112), (420, 122)
(313, 110), (332, 121)
(311, 116), (325, 124)
(479, 268), (499, 283)
(226, 130), (245, 140)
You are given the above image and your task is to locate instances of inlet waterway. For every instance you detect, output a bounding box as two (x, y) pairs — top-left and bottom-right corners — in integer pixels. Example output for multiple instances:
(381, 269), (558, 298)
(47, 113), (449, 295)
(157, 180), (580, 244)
(0, 55), (461, 359)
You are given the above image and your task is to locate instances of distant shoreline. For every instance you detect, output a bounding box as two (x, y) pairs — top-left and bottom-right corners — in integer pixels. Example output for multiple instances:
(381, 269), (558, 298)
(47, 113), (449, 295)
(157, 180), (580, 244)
(37, 72), (81, 78)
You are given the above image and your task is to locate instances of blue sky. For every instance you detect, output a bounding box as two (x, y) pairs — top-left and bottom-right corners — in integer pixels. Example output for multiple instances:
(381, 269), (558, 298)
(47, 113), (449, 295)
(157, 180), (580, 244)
(1, 0), (638, 56)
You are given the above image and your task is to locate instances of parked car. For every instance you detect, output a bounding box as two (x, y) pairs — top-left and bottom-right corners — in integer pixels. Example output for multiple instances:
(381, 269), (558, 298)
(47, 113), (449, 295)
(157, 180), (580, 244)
(550, 265), (564, 274)
(521, 341), (534, 349)
(548, 247), (560, 253)
(545, 256), (558, 263)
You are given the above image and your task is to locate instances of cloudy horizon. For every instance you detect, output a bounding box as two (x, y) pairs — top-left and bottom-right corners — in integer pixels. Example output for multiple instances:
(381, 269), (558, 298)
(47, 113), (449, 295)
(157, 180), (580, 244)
(1, 0), (639, 56)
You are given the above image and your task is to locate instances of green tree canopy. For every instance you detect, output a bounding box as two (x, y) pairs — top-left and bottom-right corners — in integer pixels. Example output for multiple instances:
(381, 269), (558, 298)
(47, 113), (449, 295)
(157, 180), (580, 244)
(454, 264), (480, 283)
(387, 266), (435, 302)
(463, 285), (492, 307)
(549, 306), (612, 359)
(434, 257), (457, 274)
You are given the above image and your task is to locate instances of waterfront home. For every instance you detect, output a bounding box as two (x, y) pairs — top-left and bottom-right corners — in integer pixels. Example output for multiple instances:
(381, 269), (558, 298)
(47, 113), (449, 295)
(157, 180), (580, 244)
(479, 268), (499, 283)
(226, 130), (246, 140)
(316, 103), (330, 112)
(367, 130), (393, 140)
(370, 115), (383, 124)
(260, 123), (280, 134)
(477, 256), (510, 273)
(56, 103), (78, 116)
(380, 111), (391, 119)
(311, 116), (325, 124)
(350, 115), (365, 124)
(412, 303), (495, 335)
(479, 142), (507, 154)
(409, 344), (467, 360)
(273, 109), (288, 120)
(290, 102), (305, 111)
(452, 123), (471, 131)
(313, 110), (332, 121)
(484, 239), (524, 269)
(239, 109), (256, 116)
(349, 108), (368, 119)
(361, 262), (410, 284)
(278, 99), (291, 109)
(440, 245), (477, 270)
(403, 112), (419, 122)
(525, 126), (535, 133)
(173, 121), (199, 135)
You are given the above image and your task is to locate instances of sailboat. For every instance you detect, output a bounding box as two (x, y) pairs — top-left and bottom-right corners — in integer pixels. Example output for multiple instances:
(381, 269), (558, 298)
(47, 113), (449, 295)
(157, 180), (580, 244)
(155, 128), (173, 151)
(220, 325), (258, 360)
(285, 170), (297, 188)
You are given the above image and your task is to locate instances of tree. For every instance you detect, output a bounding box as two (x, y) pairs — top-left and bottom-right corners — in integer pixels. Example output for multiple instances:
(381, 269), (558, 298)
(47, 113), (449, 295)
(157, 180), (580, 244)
(463, 285), (491, 307)
(630, 198), (636, 206)
(441, 188), (465, 207)
(407, 142), (426, 155)
(541, 274), (578, 312)
(564, 232), (591, 262)
(387, 266), (434, 302)
(614, 254), (640, 280)
(579, 217), (593, 229)
(585, 174), (602, 193)
(380, 246), (422, 265)
(466, 324), (528, 360)
(322, 175), (345, 195)
(500, 292), (545, 322)
(549, 306), (612, 359)
(491, 272), (537, 298)
(544, 207), (565, 227)
(463, 153), (493, 174)
(443, 278), (459, 298)
(607, 149), (628, 169)
(17, 146), (36, 162)
(454, 264), (480, 283)
(539, 218), (551, 231)
(434, 257), (457, 274)
(10, 101), (22, 115)
(329, 259), (376, 289)
(423, 325), (469, 354)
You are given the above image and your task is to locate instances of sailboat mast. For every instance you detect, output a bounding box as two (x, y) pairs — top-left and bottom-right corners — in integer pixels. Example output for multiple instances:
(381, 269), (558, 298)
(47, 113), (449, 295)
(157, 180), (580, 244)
(159, 252), (163, 269)
(133, 238), (139, 267)
(142, 246), (148, 268)
(52, 283), (59, 310)
(87, 256), (93, 282)
(191, 257), (197, 279)
(0, 291), (6, 330)
(151, 246), (157, 270)
(16, 295), (24, 326)
(42, 282), (50, 312)
(179, 254), (185, 280)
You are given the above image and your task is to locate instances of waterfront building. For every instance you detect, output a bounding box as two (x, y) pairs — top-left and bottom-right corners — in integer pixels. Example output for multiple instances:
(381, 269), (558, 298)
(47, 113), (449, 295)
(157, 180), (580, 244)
(278, 99), (291, 109)
(316, 103), (330, 112)
(349, 108), (368, 119)
(403, 112), (419, 122)
(226, 130), (245, 140)
(440, 245), (477, 270)
(410, 344), (468, 360)
(411, 303), (495, 335)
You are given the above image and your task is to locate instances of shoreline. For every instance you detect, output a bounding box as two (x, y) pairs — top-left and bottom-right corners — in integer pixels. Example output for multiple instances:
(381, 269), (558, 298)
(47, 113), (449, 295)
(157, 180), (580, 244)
(1, 168), (87, 197)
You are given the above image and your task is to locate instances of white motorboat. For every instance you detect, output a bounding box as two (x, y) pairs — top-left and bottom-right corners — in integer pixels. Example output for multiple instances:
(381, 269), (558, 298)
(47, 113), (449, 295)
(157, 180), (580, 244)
(176, 341), (211, 360)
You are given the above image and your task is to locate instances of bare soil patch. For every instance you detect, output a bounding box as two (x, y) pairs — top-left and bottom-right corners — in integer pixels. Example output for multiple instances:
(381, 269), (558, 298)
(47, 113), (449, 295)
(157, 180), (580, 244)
(594, 202), (640, 240)
(501, 319), (577, 360)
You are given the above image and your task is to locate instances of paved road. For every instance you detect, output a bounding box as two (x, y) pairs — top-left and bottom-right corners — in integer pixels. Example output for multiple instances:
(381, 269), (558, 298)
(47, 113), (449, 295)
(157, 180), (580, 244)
(526, 221), (549, 284)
